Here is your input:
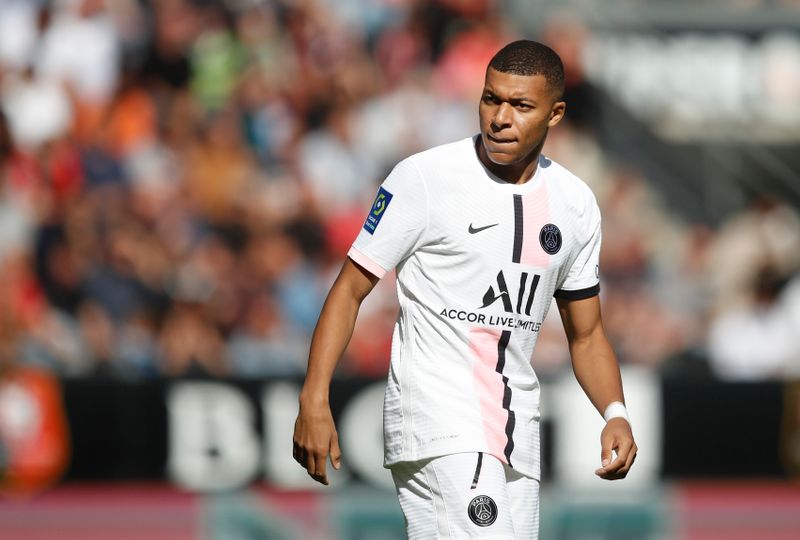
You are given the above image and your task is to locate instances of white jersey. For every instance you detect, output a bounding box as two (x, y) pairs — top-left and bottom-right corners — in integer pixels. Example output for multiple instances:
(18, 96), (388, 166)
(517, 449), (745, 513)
(348, 136), (601, 480)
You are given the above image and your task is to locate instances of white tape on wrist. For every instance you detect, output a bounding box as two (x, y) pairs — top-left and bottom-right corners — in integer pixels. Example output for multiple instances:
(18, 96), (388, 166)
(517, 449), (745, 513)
(603, 401), (630, 424)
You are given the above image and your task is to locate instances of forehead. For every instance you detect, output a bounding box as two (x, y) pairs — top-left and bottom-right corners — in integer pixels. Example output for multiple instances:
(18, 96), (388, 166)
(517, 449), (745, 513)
(482, 68), (553, 100)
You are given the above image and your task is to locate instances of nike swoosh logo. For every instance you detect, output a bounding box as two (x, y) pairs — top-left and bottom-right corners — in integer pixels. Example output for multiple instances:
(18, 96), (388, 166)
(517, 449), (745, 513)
(468, 223), (499, 234)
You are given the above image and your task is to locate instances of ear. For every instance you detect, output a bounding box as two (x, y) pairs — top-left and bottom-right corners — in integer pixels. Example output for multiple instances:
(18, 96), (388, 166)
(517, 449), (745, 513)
(548, 101), (566, 128)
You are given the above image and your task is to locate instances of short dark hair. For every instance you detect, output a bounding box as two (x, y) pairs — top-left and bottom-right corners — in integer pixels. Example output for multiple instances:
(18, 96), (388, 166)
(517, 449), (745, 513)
(488, 40), (565, 99)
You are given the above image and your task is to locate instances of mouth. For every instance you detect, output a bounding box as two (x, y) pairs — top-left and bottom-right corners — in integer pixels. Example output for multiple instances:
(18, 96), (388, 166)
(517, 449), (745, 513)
(486, 133), (516, 145)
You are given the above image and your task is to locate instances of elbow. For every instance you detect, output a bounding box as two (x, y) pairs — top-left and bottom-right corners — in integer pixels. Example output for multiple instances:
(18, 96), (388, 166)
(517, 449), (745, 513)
(568, 326), (611, 356)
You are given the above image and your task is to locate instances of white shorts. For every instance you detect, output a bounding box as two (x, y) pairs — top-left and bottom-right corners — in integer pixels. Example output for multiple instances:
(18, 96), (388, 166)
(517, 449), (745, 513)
(390, 452), (540, 539)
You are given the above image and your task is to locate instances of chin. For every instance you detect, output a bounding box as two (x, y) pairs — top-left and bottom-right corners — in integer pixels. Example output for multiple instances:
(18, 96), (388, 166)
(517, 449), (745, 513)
(485, 150), (518, 166)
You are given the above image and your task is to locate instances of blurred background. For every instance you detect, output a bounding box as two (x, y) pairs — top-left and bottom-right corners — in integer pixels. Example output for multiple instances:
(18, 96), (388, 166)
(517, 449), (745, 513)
(0, 0), (799, 538)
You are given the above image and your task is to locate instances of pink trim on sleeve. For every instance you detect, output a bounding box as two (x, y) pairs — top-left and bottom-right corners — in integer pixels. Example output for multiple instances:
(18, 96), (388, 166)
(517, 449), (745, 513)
(347, 247), (388, 279)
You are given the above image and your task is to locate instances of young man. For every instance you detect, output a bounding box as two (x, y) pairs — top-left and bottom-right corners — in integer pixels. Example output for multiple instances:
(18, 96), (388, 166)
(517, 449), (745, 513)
(293, 40), (637, 538)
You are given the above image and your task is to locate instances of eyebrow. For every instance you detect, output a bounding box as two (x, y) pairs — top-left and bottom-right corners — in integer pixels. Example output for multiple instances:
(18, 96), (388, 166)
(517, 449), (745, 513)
(483, 90), (537, 106)
(509, 97), (535, 106)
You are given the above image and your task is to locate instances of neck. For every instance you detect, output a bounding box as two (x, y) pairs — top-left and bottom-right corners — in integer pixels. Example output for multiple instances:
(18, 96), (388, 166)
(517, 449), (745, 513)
(476, 137), (545, 185)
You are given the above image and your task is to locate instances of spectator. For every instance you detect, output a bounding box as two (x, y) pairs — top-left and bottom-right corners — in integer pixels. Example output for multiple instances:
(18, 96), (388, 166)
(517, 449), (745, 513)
(709, 265), (797, 381)
(0, 0), (794, 382)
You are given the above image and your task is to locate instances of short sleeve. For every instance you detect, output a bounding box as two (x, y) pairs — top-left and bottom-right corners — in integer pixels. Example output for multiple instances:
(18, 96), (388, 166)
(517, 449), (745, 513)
(554, 194), (601, 300)
(348, 158), (428, 279)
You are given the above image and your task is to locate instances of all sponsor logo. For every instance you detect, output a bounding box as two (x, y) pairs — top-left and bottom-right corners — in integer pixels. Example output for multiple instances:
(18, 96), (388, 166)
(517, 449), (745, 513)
(481, 270), (540, 316)
(438, 270), (543, 333)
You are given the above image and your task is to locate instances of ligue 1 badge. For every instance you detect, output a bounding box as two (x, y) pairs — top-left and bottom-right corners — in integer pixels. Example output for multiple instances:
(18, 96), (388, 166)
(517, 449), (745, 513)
(467, 495), (498, 527)
(539, 223), (562, 255)
(363, 186), (393, 235)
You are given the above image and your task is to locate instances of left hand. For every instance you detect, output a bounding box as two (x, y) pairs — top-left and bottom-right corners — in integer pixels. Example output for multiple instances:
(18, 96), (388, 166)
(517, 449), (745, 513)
(595, 417), (637, 480)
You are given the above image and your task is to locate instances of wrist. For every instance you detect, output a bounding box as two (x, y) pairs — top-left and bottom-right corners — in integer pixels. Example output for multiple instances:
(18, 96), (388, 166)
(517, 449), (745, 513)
(603, 401), (630, 425)
(299, 386), (329, 408)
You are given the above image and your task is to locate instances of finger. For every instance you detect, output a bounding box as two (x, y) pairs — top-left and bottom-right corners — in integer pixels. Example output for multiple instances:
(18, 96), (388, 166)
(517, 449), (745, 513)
(300, 453), (313, 474)
(595, 441), (634, 479)
(620, 444), (638, 474)
(310, 450), (329, 485)
(292, 441), (304, 465)
(604, 449), (636, 480)
(604, 440), (632, 473)
(294, 445), (307, 468)
(301, 446), (318, 477)
(599, 433), (614, 468)
(598, 469), (626, 480)
(595, 442), (625, 476)
(330, 433), (342, 470)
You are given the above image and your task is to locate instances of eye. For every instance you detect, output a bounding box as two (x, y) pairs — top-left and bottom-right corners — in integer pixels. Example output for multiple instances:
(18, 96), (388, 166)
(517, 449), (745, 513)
(515, 103), (533, 110)
(482, 94), (499, 104)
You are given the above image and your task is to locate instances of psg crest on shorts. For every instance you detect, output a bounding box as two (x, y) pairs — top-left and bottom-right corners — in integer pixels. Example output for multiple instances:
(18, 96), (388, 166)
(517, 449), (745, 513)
(468, 495), (498, 527)
(539, 223), (562, 255)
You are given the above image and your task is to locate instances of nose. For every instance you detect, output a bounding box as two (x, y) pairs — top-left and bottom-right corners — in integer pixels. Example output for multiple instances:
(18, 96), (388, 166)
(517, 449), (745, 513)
(491, 102), (512, 131)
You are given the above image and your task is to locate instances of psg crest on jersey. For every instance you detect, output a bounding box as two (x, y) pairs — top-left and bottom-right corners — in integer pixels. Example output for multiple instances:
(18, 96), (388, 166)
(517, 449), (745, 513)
(539, 223), (562, 255)
(468, 495), (498, 527)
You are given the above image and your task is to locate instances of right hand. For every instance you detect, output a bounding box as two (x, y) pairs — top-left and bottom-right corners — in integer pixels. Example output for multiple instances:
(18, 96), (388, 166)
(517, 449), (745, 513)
(292, 400), (342, 485)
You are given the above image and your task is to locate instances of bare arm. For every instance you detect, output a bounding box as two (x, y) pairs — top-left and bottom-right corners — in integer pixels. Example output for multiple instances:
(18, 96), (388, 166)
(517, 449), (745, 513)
(293, 258), (379, 484)
(557, 295), (637, 480)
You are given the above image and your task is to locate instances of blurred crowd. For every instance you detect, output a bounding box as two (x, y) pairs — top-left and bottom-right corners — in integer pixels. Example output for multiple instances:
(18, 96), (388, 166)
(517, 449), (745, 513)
(0, 0), (798, 381)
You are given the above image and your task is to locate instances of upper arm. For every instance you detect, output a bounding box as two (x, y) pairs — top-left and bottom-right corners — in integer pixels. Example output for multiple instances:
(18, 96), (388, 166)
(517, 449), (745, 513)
(557, 295), (603, 345)
(333, 257), (380, 304)
(555, 188), (601, 300)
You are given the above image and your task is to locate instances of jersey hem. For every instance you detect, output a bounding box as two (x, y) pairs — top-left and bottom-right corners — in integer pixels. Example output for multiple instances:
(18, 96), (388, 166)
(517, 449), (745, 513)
(384, 448), (540, 481)
(554, 283), (600, 300)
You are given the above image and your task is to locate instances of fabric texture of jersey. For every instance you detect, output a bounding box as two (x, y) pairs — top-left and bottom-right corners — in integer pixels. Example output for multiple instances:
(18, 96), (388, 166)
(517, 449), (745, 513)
(348, 136), (602, 480)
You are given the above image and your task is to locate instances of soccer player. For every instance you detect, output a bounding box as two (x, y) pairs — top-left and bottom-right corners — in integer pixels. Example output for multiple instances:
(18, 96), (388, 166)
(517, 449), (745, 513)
(293, 40), (637, 539)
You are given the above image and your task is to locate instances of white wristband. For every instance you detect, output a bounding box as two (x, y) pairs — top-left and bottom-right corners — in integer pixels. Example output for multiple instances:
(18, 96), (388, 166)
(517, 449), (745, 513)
(603, 401), (630, 424)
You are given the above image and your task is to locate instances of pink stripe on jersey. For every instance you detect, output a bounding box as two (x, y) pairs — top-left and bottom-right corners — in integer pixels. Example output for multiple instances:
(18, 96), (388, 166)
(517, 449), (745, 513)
(520, 182), (551, 268)
(347, 247), (388, 279)
(469, 327), (508, 464)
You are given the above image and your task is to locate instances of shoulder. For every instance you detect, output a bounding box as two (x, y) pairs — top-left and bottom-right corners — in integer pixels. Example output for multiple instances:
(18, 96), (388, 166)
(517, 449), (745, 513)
(403, 137), (474, 173)
(384, 138), (473, 194)
(541, 156), (599, 217)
